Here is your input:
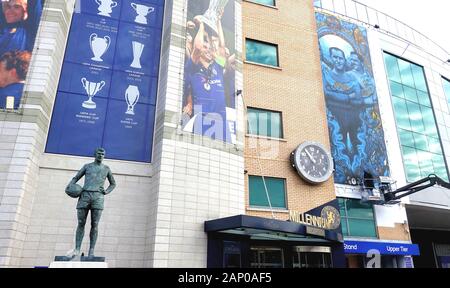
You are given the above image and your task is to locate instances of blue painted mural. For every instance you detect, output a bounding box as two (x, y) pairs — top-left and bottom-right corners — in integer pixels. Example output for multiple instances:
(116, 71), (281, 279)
(316, 13), (389, 185)
(46, 0), (164, 162)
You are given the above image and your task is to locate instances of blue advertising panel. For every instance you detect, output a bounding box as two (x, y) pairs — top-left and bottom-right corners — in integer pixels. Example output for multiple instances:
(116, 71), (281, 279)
(0, 0), (45, 110)
(344, 240), (420, 256)
(316, 13), (390, 186)
(181, 0), (237, 144)
(46, 0), (164, 162)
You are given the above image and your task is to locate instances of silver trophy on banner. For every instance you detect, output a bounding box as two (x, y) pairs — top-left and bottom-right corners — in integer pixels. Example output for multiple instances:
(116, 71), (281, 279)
(131, 3), (155, 25)
(125, 85), (140, 115)
(90, 33), (111, 62)
(200, 0), (229, 35)
(81, 78), (106, 109)
(95, 0), (117, 17)
(130, 41), (145, 69)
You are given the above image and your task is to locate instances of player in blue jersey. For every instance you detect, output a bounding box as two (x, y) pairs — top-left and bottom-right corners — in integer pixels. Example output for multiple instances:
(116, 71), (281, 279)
(0, 0), (43, 56)
(182, 9), (233, 142)
(0, 50), (30, 109)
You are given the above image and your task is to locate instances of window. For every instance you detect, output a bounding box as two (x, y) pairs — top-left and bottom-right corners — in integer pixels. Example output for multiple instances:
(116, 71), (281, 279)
(338, 198), (377, 238)
(443, 77), (450, 110)
(249, 176), (286, 209)
(246, 39), (279, 67)
(384, 53), (449, 182)
(247, 0), (276, 6)
(247, 108), (283, 138)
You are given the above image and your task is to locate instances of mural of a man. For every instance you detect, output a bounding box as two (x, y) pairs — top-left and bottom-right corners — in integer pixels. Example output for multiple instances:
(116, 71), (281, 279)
(348, 51), (376, 104)
(317, 12), (389, 185)
(322, 47), (361, 158)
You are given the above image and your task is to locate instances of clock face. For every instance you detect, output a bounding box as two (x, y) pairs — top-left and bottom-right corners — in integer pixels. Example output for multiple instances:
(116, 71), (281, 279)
(292, 142), (334, 184)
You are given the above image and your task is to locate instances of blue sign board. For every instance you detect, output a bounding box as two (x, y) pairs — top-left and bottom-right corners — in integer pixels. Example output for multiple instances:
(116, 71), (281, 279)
(46, 0), (164, 162)
(344, 240), (420, 256)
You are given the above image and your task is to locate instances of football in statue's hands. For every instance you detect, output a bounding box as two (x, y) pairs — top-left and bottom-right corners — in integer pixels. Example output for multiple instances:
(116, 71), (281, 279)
(65, 183), (83, 198)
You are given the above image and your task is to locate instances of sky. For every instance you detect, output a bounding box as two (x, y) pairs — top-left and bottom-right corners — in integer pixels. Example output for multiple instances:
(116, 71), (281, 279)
(357, 0), (450, 53)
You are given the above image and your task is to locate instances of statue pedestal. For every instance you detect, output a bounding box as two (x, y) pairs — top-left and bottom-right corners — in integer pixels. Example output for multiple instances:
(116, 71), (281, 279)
(50, 256), (108, 268)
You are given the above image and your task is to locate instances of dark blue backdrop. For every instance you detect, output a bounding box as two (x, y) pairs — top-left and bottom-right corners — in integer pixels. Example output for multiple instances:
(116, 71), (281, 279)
(46, 0), (164, 162)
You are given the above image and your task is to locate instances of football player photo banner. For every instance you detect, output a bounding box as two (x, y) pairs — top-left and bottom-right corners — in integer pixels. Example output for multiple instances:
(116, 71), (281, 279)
(0, 0), (44, 110)
(181, 0), (237, 144)
(316, 12), (390, 186)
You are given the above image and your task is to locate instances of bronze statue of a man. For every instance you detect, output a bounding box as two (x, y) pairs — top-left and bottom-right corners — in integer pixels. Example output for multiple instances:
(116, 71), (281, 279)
(66, 147), (116, 259)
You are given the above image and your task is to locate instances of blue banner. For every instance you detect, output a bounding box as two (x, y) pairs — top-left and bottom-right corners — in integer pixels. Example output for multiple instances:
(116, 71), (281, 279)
(46, 0), (164, 162)
(344, 240), (420, 256)
(316, 13), (390, 186)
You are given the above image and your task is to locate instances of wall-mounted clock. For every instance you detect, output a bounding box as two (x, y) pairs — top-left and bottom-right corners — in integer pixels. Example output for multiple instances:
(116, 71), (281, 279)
(291, 141), (334, 184)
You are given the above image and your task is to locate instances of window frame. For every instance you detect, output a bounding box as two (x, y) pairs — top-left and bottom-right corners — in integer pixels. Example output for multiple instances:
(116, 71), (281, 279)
(247, 107), (284, 139)
(244, 0), (277, 8)
(383, 51), (450, 182)
(248, 175), (287, 210)
(245, 38), (280, 68)
(338, 198), (378, 239)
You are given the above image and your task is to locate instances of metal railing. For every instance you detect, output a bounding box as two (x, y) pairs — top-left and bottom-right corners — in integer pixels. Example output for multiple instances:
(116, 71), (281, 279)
(314, 0), (450, 64)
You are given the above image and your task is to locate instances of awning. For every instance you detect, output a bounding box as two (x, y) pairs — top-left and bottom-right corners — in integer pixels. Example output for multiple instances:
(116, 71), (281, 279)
(344, 240), (420, 256)
(204, 215), (343, 243)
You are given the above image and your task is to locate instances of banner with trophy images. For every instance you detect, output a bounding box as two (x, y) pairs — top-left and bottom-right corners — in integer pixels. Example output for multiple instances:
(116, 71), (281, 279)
(181, 0), (237, 144)
(46, 0), (164, 162)
(0, 0), (45, 110)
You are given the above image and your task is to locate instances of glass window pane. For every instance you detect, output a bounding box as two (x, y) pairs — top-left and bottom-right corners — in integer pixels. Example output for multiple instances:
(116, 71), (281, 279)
(390, 81), (404, 98)
(258, 111), (269, 137)
(403, 85), (419, 103)
(406, 101), (425, 134)
(347, 219), (377, 238)
(384, 54), (401, 82)
(249, 176), (267, 207)
(270, 112), (282, 138)
(399, 129), (415, 147)
(410, 64), (428, 92)
(402, 146), (421, 182)
(417, 150), (434, 178)
(341, 218), (349, 236)
(413, 133), (429, 151)
(443, 78), (450, 108)
(345, 199), (374, 219)
(398, 58), (415, 88)
(417, 90), (431, 107)
(247, 109), (259, 135)
(421, 106), (438, 137)
(265, 177), (286, 208)
(246, 39), (278, 67)
(392, 96), (411, 130)
(338, 198), (347, 217)
(250, 0), (276, 6)
(427, 137), (442, 154)
(432, 154), (449, 181)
